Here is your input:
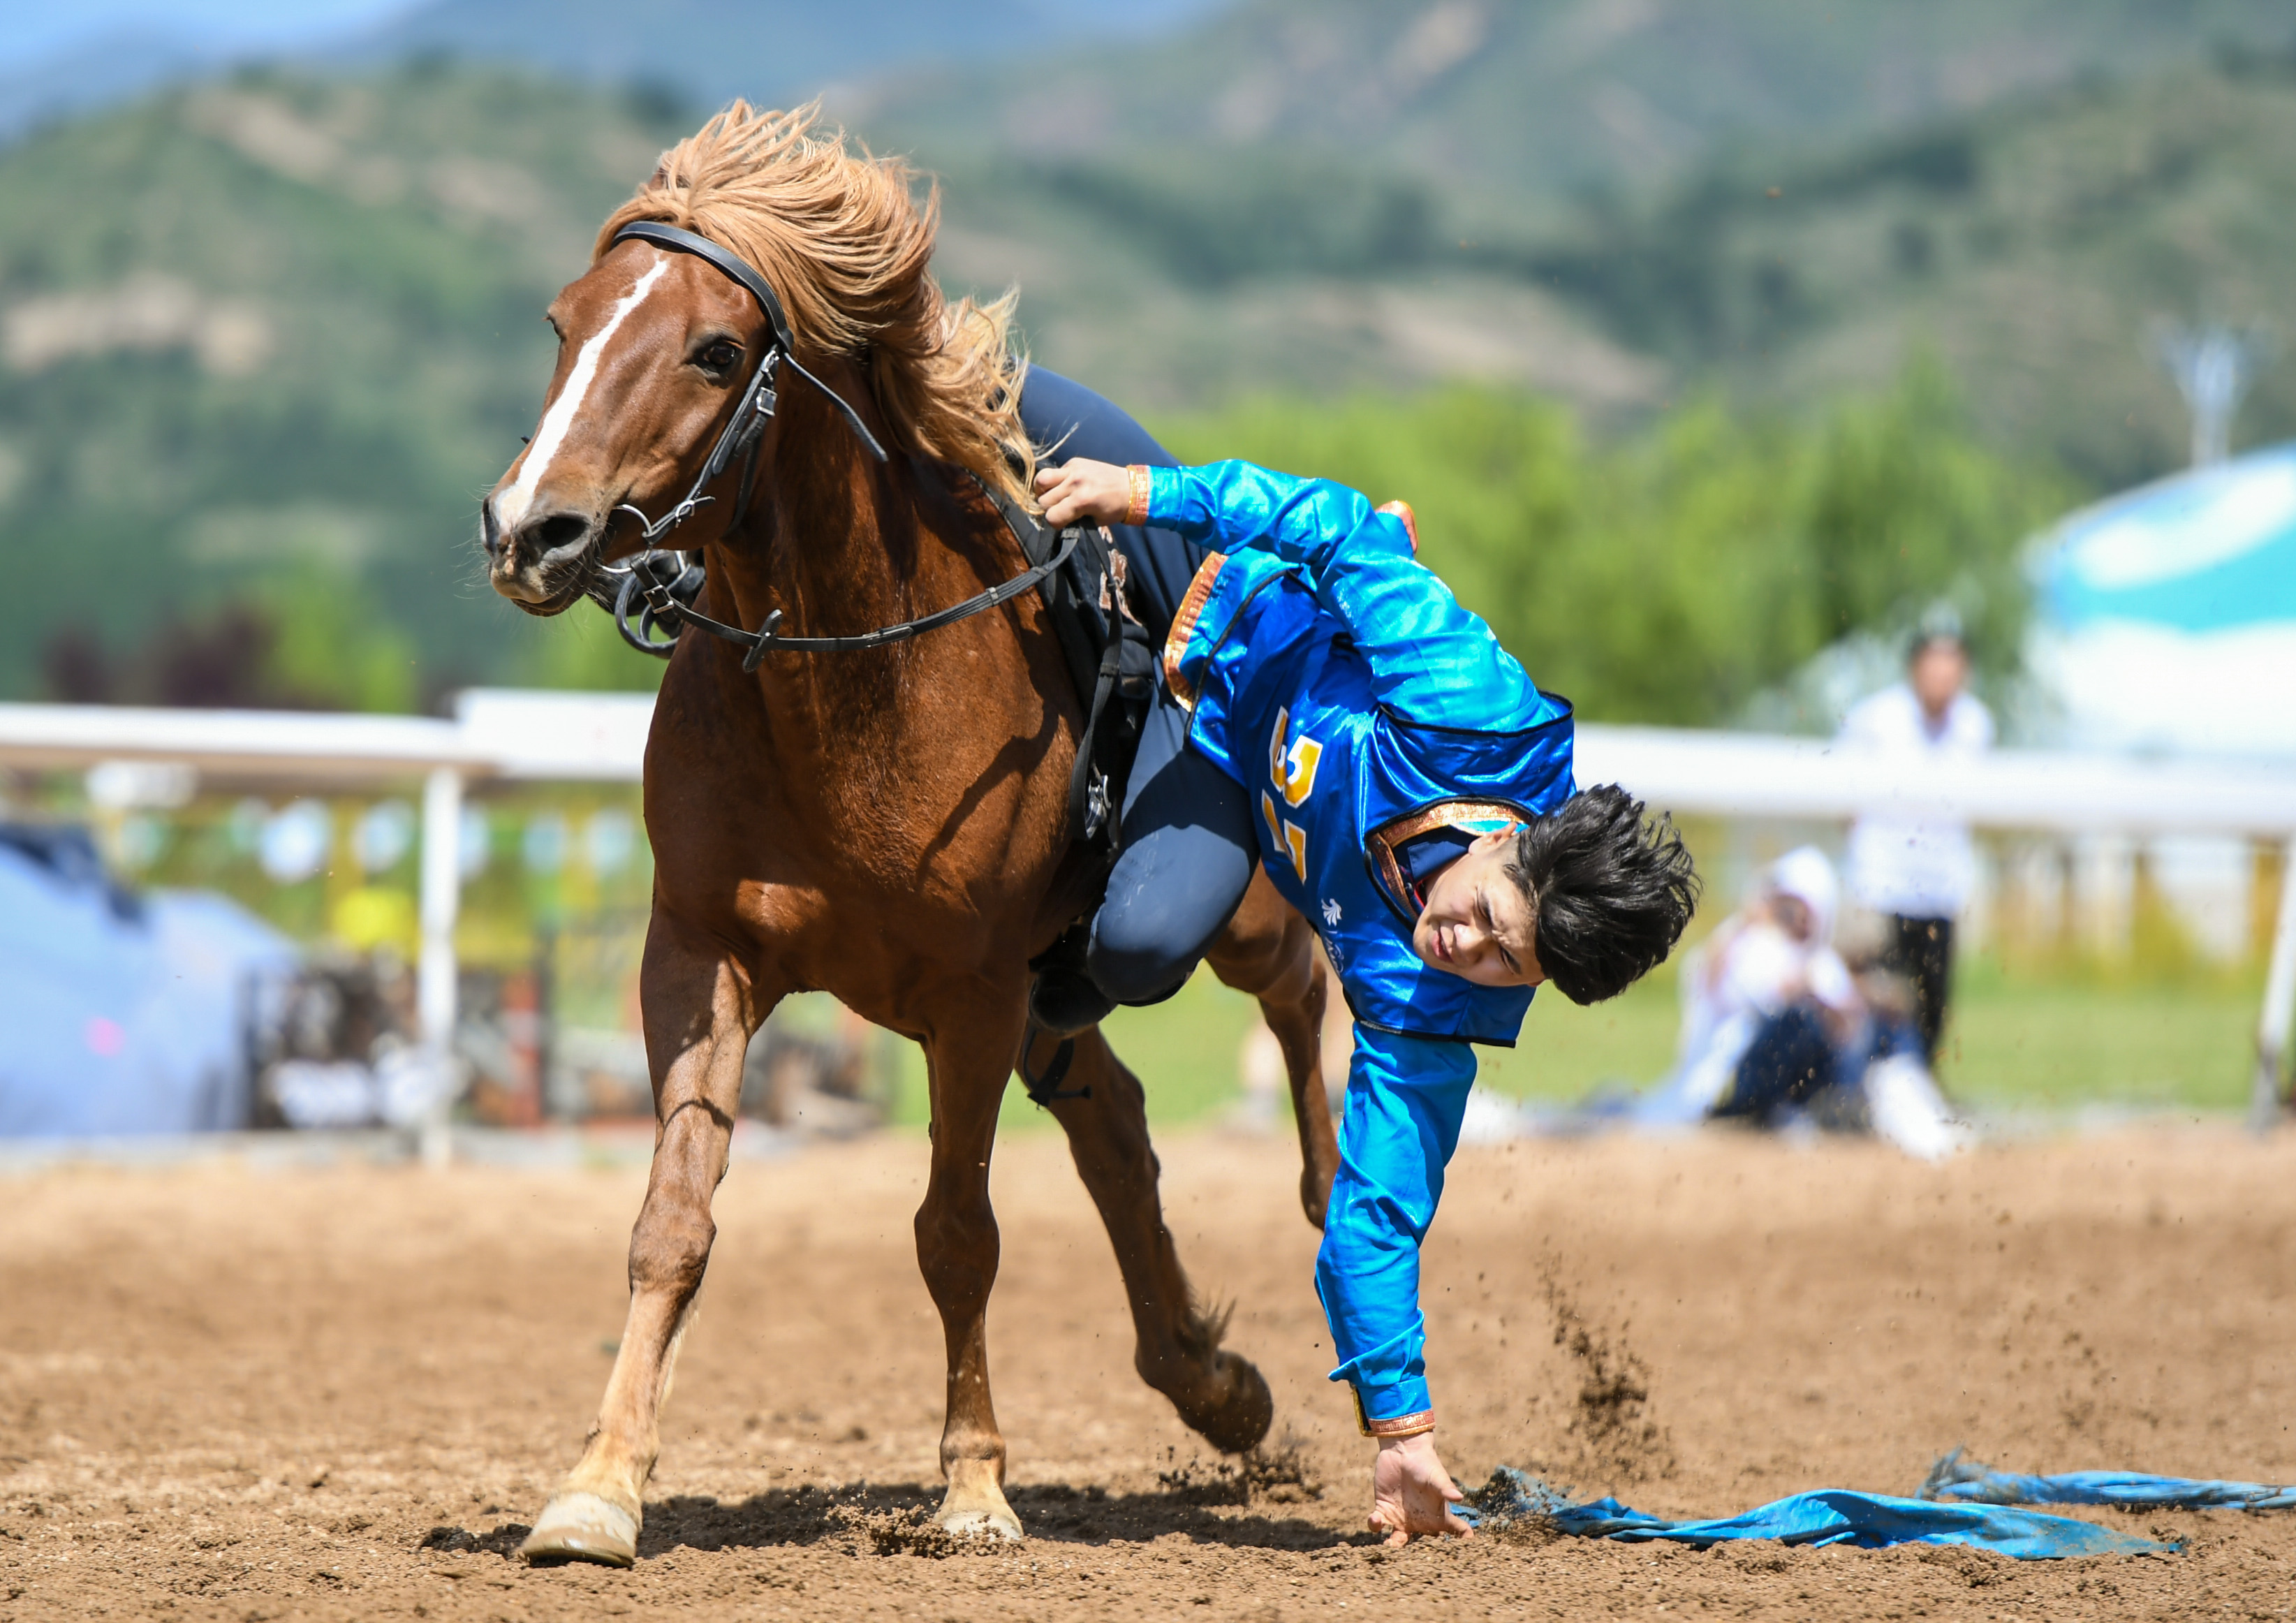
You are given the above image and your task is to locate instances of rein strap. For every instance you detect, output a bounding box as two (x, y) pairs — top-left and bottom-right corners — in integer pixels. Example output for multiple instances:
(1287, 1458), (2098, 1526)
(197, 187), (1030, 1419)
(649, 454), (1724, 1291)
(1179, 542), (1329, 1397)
(591, 219), (1079, 667)
(616, 515), (1080, 670)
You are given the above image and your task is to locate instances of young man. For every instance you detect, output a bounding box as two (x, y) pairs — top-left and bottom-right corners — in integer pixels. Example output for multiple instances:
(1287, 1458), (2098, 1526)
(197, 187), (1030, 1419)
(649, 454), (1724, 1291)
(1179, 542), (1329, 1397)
(1033, 455), (1699, 1544)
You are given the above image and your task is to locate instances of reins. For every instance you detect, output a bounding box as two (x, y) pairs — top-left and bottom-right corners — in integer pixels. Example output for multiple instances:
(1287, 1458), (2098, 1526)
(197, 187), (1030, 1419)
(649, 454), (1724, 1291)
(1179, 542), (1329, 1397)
(591, 220), (1076, 666)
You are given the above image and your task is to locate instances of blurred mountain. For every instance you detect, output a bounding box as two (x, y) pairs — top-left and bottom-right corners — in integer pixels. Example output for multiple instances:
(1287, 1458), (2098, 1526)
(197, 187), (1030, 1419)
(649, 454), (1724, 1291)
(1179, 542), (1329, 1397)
(1507, 47), (2296, 487)
(3, 7), (2295, 703)
(886, 9), (2296, 455)
(0, 28), (226, 142)
(0, 64), (683, 703)
(0, 1), (1225, 147)
(345, 0), (1226, 106)
(861, 0), (2296, 210)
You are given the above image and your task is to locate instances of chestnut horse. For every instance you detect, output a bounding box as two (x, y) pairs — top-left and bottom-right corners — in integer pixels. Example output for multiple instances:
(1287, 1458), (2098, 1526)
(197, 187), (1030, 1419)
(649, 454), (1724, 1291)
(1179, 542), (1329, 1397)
(480, 104), (1339, 1562)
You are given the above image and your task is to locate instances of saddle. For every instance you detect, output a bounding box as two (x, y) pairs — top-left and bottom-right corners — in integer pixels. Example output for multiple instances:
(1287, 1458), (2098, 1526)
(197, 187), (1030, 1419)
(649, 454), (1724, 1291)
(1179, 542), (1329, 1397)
(980, 485), (1160, 852)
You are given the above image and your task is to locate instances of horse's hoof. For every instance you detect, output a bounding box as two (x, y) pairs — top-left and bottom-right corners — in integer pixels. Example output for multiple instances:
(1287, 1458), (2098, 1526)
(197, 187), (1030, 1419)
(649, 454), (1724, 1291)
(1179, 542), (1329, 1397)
(936, 1505), (1025, 1542)
(519, 1490), (639, 1567)
(1193, 1351), (1275, 1455)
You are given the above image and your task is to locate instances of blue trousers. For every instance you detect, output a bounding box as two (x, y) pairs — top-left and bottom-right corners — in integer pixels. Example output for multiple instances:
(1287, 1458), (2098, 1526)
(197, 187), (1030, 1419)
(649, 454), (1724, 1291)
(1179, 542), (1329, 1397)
(1018, 367), (1258, 1003)
(1087, 689), (1259, 1004)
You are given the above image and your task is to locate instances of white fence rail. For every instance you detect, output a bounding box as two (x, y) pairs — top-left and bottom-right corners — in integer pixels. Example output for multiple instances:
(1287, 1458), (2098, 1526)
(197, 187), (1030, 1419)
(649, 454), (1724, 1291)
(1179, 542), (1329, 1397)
(7, 693), (2296, 1127)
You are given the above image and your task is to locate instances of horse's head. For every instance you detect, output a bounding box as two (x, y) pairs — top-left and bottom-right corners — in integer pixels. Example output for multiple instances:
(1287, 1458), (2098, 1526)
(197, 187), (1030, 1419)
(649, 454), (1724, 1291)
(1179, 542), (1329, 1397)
(482, 101), (1038, 619)
(482, 239), (769, 613)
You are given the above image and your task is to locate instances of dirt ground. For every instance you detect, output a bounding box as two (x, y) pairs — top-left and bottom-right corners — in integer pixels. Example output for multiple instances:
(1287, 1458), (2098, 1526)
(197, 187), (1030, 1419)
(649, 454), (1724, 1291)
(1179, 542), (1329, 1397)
(2, 1120), (2293, 1621)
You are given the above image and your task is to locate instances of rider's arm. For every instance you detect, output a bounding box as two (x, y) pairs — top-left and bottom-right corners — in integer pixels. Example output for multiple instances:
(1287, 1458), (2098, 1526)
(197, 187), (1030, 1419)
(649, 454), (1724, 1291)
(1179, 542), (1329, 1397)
(1314, 1025), (1478, 1432)
(1147, 461), (1555, 732)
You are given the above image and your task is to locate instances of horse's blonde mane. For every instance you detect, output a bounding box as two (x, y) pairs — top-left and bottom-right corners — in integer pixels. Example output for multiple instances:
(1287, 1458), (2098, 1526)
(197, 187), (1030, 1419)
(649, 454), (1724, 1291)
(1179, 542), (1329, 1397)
(598, 102), (1035, 508)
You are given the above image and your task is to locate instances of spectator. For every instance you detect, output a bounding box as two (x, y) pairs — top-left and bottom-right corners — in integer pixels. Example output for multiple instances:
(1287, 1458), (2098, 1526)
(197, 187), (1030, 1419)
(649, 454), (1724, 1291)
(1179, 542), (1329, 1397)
(1640, 846), (1962, 1159)
(1643, 846), (1856, 1124)
(1839, 627), (1994, 1066)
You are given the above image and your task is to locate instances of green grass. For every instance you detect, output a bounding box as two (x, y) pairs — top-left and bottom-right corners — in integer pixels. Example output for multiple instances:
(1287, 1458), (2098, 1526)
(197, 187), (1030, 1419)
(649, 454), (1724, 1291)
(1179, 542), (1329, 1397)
(1936, 967), (2262, 1112)
(893, 956), (2269, 1133)
(888, 969), (1273, 1135)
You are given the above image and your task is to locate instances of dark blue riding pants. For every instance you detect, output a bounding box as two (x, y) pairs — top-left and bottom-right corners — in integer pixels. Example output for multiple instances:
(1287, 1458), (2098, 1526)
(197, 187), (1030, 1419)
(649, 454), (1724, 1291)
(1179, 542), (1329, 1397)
(1019, 368), (1260, 1004)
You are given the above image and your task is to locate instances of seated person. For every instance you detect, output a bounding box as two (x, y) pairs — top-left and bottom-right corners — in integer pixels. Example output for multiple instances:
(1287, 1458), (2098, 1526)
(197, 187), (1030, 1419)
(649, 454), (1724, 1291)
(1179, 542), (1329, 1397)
(1645, 847), (1957, 1157)
(1032, 455), (1700, 1544)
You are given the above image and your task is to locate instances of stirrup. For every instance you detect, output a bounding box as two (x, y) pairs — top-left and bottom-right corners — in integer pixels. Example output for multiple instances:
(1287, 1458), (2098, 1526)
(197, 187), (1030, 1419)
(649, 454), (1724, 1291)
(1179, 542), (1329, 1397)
(1016, 1025), (1092, 1107)
(1025, 921), (1114, 1038)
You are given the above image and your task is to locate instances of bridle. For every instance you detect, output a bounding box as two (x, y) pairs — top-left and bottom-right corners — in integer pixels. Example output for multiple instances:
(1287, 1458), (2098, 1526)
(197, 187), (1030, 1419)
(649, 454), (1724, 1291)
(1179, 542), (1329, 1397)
(589, 220), (1077, 669)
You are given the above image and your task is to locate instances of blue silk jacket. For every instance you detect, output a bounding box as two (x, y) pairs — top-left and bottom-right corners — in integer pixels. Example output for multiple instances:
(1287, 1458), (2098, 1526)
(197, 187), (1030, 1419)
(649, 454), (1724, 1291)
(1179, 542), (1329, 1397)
(1147, 460), (1577, 1427)
(1152, 462), (1576, 1040)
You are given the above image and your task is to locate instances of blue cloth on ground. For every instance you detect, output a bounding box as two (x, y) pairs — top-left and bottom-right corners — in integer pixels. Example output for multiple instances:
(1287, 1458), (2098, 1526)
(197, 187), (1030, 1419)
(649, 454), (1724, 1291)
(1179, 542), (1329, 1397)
(1467, 1467), (2169, 1559)
(1920, 1449), (2296, 1511)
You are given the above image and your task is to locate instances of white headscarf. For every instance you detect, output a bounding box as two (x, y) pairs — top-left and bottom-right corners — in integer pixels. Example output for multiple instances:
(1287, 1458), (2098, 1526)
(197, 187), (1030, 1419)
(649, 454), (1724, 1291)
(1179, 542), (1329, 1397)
(1767, 845), (1839, 947)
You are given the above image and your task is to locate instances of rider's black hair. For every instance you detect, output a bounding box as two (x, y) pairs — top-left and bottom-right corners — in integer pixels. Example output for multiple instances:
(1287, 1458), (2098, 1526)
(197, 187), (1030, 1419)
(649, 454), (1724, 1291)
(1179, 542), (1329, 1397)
(1508, 785), (1700, 1006)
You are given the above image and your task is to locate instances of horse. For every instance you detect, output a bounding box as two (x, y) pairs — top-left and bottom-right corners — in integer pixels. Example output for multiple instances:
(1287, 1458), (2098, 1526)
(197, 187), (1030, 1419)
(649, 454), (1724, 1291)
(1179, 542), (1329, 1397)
(478, 103), (1341, 1563)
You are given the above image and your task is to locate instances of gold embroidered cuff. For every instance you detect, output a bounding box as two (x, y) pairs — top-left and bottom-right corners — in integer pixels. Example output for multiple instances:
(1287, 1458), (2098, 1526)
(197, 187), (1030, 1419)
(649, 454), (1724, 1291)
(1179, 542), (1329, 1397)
(1161, 550), (1226, 712)
(1124, 464), (1153, 528)
(1363, 1409), (1436, 1439)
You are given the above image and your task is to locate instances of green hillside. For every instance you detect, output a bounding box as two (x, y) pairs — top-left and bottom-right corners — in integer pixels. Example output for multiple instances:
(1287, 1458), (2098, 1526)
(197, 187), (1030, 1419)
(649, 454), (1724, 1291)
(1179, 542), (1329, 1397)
(861, 0), (2296, 210)
(896, 37), (2296, 474)
(0, 63), (687, 705)
(2, 19), (2293, 708)
(1515, 50), (2296, 485)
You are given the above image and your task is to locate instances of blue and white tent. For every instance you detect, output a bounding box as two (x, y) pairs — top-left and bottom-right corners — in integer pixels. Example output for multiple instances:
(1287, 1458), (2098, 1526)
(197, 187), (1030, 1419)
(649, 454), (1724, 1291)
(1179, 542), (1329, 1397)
(2029, 441), (2296, 758)
(0, 826), (297, 1137)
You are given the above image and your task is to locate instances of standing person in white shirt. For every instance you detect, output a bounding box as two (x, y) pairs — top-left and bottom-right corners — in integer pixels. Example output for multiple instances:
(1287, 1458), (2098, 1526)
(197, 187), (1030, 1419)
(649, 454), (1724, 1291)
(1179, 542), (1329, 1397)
(1839, 629), (1995, 1065)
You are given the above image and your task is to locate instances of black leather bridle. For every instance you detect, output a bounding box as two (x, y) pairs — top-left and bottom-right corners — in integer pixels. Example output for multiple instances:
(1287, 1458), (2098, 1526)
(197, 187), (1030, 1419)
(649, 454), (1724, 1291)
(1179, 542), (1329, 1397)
(594, 219), (1077, 668)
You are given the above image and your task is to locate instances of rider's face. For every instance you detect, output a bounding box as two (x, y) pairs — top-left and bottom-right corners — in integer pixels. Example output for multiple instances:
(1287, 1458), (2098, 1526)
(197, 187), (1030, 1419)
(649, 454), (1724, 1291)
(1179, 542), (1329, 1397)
(1411, 828), (1545, 989)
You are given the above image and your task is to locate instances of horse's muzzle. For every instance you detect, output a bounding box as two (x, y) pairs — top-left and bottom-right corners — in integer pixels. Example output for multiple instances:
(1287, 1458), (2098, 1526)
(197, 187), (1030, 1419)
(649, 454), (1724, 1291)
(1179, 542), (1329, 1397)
(485, 496), (601, 614)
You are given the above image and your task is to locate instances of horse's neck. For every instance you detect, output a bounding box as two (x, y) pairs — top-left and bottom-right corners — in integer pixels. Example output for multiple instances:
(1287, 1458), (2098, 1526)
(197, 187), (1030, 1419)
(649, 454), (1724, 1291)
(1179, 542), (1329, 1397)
(708, 409), (965, 747)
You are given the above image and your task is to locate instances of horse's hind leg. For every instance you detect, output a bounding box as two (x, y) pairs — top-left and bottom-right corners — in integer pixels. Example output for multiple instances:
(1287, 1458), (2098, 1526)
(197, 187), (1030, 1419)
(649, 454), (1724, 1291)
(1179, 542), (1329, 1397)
(915, 987), (1033, 1539)
(1205, 872), (1339, 1228)
(521, 909), (775, 1566)
(1033, 1025), (1274, 1455)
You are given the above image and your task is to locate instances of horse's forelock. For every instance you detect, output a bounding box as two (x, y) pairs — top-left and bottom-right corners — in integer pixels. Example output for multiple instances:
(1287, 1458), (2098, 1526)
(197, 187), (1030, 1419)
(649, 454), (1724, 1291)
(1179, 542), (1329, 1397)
(596, 101), (1036, 509)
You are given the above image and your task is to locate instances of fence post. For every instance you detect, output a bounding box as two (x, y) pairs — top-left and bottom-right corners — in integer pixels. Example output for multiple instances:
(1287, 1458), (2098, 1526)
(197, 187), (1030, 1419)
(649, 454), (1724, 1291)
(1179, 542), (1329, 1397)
(2251, 833), (2296, 1134)
(418, 766), (464, 1167)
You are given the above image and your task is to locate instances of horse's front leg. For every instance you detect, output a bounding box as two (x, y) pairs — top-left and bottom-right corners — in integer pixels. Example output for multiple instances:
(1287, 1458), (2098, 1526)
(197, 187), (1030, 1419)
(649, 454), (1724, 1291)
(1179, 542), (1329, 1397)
(915, 984), (1031, 1539)
(1205, 872), (1339, 1227)
(521, 906), (776, 1566)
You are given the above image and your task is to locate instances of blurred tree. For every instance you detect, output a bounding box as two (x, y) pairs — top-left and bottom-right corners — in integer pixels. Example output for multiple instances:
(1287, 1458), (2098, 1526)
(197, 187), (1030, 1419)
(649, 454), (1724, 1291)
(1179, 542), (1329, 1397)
(36, 568), (420, 712)
(1156, 362), (2073, 726)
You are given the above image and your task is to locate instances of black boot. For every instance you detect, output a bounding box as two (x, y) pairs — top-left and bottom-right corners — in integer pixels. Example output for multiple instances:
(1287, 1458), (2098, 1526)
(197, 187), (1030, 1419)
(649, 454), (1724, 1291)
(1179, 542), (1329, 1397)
(1028, 922), (1116, 1036)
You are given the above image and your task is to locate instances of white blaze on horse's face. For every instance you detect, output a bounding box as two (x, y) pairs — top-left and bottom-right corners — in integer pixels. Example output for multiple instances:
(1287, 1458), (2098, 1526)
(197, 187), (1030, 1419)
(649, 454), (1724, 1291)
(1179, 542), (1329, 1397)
(484, 246), (723, 610)
(495, 252), (671, 536)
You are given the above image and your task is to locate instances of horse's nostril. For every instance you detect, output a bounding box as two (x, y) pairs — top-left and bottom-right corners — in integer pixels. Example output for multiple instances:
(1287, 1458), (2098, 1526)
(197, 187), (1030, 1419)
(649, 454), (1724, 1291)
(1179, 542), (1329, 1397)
(535, 513), (591, 555)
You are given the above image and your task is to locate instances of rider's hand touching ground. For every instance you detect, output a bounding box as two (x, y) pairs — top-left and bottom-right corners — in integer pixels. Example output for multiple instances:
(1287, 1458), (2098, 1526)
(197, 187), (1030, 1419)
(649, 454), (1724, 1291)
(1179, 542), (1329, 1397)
(1369, 1432), (1473, 1546)
(1034, 458), (1135, 528)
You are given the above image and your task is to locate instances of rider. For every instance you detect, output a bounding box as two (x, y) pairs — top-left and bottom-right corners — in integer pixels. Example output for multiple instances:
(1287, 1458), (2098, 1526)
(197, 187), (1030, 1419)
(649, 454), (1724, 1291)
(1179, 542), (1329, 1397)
(1030, 454), (1699, 1545)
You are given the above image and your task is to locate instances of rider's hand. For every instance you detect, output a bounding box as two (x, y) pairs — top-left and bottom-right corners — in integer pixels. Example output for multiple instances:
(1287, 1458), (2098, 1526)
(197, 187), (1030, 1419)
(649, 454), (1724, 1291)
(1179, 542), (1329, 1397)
(1368, 1431), (1473, 1547)
(1033, 458), (1134, 528)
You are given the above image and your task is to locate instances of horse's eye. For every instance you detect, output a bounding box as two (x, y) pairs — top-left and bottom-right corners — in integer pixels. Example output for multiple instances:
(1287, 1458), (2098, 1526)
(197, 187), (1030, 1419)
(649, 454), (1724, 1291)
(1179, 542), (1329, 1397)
(701, 341), (741, 372)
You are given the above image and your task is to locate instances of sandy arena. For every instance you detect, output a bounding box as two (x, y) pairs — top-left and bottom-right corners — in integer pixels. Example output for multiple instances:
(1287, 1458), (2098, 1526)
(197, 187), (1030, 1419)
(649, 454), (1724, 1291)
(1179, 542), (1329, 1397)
(2, 1122), (2292, 1620)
